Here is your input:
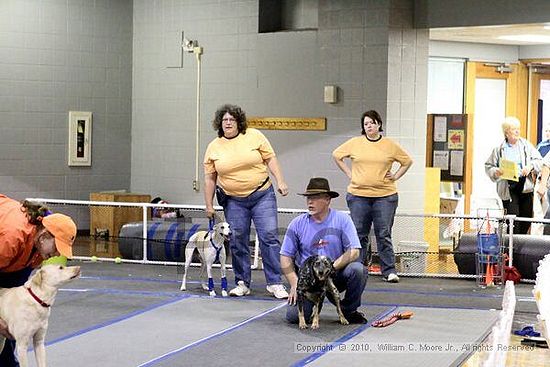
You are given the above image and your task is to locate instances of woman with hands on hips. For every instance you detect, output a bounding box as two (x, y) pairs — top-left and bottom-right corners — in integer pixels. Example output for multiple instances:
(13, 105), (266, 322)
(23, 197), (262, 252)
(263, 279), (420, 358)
(203, 104), (289, 299)
(332, 110), (412, 283)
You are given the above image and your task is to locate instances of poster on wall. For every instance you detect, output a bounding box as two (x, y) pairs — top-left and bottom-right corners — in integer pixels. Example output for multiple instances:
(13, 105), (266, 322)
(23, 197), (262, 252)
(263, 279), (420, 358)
(450, 151), (464, 176)
(433, 150), (449, 170)
(68, 111), (92, 166)
(434, 116), (447, 142)
(447, 129), (464, 150)
(426, 114), (468, 182)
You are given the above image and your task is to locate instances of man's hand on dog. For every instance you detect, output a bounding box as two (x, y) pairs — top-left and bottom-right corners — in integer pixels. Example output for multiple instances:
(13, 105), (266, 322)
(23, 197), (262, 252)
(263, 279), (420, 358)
(0, 317), (14, 340)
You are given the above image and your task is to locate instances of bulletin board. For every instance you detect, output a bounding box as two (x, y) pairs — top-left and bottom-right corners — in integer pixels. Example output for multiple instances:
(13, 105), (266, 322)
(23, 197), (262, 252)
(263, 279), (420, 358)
(426, 114), (468, 182)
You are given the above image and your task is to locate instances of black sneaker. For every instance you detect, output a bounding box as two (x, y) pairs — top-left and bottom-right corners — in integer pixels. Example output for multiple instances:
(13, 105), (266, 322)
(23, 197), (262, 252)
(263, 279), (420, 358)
(345, 311), (368, 324)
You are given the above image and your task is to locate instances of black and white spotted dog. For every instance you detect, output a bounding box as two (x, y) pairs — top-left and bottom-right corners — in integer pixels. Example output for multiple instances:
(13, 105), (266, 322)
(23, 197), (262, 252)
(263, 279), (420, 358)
(180, 222), (231, 296)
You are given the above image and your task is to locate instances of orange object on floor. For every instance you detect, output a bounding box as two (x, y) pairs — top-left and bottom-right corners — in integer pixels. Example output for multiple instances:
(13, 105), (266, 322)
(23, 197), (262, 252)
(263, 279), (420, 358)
(485, 262), (494, 286)
(368, 264), (381, 273)
(372, 311), (414, 327)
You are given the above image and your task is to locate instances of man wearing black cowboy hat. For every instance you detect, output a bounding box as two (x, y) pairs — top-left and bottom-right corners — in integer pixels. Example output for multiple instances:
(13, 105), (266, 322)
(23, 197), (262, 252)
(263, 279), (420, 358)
(280, 177), (368, 324)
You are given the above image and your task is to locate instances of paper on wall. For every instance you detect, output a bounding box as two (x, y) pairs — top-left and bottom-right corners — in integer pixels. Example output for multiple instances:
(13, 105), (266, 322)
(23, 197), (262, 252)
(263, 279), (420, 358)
(433, 150), (449, 170)
(450, 150), (463, 176)
(434, 116), (447, 142)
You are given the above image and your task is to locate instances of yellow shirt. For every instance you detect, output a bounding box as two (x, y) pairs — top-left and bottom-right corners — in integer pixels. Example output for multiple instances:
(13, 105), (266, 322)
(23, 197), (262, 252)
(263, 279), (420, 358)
(204, 128), (274, 197)
(333, 136), (412, 197)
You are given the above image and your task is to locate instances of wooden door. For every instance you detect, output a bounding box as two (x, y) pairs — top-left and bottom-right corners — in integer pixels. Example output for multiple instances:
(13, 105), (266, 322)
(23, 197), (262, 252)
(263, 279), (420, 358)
(528, 63), (550, 143)
(463, 62), (528, 216)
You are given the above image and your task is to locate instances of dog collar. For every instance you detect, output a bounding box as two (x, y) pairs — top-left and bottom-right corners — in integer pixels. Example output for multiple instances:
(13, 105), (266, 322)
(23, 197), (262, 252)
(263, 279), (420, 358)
(26, 287), (50, 308)
(210, 237), (222, 251)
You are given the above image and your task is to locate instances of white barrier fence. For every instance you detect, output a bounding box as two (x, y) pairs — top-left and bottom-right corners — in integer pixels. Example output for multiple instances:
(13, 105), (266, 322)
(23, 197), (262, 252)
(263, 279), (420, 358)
(26, 197), (550, 280)
(533, 254), (550, 346)
(481, 280), (517, 367)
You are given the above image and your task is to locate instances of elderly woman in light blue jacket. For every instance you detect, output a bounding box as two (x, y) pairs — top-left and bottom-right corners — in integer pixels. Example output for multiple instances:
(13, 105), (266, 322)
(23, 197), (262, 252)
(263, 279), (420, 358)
(485, 117), (543, 234)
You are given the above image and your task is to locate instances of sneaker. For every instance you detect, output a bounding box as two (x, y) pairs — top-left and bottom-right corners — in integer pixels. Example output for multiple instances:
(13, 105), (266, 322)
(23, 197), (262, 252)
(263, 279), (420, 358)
(345, 311), (368, 324)
(229, 281), (250, 297)
(266, 284), (289, 299)
(383, 273), (399, 283)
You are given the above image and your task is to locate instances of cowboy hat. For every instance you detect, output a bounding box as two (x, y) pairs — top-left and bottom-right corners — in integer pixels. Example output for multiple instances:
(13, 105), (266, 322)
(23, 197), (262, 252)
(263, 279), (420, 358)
(298, 177), (339, 198)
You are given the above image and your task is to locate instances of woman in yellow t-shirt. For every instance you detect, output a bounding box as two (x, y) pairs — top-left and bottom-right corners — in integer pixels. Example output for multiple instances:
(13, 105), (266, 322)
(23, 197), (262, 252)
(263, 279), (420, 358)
(203, 104), (289, 298)
(332, 110), (412, 283)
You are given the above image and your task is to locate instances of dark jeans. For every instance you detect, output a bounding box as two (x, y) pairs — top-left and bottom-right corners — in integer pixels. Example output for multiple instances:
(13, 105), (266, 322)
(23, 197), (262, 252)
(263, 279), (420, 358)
(346, 193), (399, 276)
(502, 192), (533, 235)
(286, 262), (367, 323)
(0, 267), (33, 367)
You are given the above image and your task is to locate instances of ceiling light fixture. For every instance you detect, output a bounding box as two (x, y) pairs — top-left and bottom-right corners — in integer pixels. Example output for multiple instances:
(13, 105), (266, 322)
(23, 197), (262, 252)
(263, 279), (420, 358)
(498, 34), (550, 43)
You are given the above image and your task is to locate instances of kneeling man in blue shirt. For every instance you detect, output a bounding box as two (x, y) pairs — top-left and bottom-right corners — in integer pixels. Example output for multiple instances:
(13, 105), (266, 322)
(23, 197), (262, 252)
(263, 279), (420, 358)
(280, 177), (368, 324)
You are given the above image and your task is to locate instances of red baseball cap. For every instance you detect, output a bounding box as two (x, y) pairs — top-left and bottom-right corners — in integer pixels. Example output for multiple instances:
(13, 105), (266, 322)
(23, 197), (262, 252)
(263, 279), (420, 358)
(42, 214), (77, 258)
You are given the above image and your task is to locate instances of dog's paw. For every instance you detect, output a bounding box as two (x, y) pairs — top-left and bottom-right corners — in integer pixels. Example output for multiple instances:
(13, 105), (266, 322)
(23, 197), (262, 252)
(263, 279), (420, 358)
(180, 285), (186, 291)
(221, 290), (228, 297)
(209, 290), (217, 297)
(340, 317), (349, 325)
(201, 284), (209, 291)
(311, 321), (319, 329)
(299, 322), (308, 330)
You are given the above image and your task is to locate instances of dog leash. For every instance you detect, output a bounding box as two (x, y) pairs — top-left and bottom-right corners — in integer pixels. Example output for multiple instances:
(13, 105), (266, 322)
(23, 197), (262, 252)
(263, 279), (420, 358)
(207, 217), (224, 264)
(371, 311), (413, 327)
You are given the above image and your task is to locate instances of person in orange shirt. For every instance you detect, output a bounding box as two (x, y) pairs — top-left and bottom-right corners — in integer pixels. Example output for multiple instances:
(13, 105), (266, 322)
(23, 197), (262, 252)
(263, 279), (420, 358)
(0, 194), (77, 366)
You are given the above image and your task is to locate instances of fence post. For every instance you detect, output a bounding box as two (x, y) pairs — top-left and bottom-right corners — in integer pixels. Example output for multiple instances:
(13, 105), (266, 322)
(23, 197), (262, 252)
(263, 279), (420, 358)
(505, 214), (515, 267)
(142, 205), (148, 262)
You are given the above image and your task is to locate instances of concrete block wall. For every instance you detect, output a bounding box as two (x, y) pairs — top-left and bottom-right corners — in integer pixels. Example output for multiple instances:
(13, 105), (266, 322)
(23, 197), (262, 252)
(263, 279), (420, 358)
(0, 0), (133, 205)
(131, 0), (428, 213)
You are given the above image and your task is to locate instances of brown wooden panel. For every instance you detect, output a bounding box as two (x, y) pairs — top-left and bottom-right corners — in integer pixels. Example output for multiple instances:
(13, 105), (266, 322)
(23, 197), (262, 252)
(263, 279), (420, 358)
(248, 117), (326, 131)
(90, 192), (151, 238)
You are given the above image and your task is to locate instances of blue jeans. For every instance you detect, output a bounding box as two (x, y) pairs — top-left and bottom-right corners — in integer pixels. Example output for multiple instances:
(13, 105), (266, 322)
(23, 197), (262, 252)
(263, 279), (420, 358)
(224, 185), (282, 286)
(286, 262), (367, 323)
(346, 193), (398, 276)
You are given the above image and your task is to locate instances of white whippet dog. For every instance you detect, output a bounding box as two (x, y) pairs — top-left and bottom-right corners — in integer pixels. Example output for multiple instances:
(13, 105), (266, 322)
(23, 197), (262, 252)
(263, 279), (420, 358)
(180, 221), (231, 296)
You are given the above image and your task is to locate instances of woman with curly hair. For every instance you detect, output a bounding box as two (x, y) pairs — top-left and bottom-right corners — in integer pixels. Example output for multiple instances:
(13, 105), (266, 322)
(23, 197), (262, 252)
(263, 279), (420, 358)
(0, 194), (77, 365)
(203, 104), (289, 298)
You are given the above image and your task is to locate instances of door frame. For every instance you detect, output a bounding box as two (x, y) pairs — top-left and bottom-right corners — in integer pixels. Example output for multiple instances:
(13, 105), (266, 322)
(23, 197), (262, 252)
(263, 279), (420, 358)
(526, 59), (550, 143)
(463, 61), (528, 216)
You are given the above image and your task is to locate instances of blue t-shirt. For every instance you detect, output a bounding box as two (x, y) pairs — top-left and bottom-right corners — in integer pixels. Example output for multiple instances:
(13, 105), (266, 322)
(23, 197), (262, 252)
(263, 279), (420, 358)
(537, 140), (550, 158)
(502, 141), (522, 178)
(280, 209), (361, 267)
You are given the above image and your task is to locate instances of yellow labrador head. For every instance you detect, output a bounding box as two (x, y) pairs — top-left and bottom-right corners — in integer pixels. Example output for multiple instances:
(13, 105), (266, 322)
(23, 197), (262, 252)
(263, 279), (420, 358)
(32, 265), (81, 288)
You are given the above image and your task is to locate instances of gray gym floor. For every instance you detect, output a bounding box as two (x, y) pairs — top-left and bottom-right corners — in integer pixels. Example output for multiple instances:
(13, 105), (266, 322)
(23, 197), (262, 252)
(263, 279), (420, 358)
(26, 261), (538, 367)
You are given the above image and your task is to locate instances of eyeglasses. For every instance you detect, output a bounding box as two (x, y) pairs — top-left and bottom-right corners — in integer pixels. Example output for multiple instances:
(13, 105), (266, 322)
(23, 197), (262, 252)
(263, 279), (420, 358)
(222, 117), (237, 122)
